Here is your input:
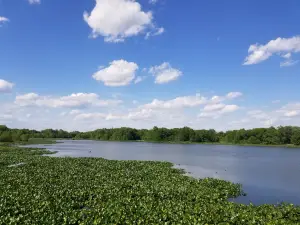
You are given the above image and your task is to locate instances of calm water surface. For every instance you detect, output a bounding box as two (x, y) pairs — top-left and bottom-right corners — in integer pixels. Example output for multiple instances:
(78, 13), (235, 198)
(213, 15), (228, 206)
(25, 140), (300, 205)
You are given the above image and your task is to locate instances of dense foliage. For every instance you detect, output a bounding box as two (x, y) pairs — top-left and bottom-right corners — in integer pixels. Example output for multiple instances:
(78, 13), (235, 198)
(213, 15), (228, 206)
(1, 125), (300, 146)
(1, 145), (300, 224)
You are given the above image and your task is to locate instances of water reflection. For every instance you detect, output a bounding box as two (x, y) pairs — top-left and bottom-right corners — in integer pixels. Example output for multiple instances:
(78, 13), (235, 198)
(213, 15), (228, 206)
(24, 140), (300, 205)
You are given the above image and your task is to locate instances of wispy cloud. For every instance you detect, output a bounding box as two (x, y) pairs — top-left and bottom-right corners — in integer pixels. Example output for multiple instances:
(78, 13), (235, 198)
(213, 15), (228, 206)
(28, 0), (41, 4)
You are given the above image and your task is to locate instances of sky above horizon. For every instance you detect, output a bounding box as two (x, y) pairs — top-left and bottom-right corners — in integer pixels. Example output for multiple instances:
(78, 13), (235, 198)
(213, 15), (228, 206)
(1, 0), (300, 131)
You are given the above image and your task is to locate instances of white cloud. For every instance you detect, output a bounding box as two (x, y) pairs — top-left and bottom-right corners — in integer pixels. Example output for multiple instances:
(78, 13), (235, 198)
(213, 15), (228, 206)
(244, 36), (300, 66)
(0, 17), (9, 25)
(69, 110), (81, 115)
(0, 114), (13, 120)
(199, 104), (239, 118)
(15, 93), (122, 108)
(203, 103), (225, 112)
(76, 109), (156, 121)
(145, 27), (164, 39)
(141, 91), (242, 111)
(153, 27), (164, 35)
(210, 92), (243, 103)
(92, 59), (138, 86)
(0, 79), (14, 93)
(142, 95), (207, 110)
(75, 113), (107, 120)
(134, 76), (147, 84)
(211, 95), (223, 103)
(284, 110), (299, 117)
(280, 59), (299, 67)
(127, 108), (154, 120)
(227, 92), (243, 99)
(28, 0), (41, 4)
(149, 0), (158, 4)
(247, 110), (270, 120)
(75, 108), (157, 122)
(9, 88), (300, 131)
(282, 53), (291, 59)
(83, 0), (162, 42)
(277, 103), (300, 118)
(221, 105), (239, 113)
(149, 62), (182, 84)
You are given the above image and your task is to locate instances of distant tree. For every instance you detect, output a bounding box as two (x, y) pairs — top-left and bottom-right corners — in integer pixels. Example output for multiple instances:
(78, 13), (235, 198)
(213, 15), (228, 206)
(0, 131), (13, 142)
(262, 127), (280, 145)
(20, 134), (30, 142)
(278, 126), (293, 144)
(12, 133), (21, 142)
(247, 136), (260, 144)
(291, 130), (300, 146)
(0, 125), (8, 132)
(2, 124), (300, 146)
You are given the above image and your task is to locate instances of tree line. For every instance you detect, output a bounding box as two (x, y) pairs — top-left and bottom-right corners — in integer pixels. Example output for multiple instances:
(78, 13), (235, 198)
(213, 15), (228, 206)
(1, 125), (300, 146)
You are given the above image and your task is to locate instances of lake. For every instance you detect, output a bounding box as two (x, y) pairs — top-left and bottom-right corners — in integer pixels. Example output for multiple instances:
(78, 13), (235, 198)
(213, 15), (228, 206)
(25, 140), (300, 205)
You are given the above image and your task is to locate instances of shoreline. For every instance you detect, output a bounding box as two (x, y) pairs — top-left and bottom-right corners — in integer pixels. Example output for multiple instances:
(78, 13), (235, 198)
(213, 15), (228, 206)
(15, 138), (300, 149)
(69, 139), (300, 149)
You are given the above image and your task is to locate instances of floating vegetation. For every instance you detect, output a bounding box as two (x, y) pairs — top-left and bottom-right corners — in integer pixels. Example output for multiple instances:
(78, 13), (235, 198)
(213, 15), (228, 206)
(0, 145), (300, 224)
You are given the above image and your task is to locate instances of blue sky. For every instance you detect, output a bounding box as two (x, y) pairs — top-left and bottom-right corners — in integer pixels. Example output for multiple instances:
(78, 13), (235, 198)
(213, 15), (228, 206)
(0, 0), (300, 131)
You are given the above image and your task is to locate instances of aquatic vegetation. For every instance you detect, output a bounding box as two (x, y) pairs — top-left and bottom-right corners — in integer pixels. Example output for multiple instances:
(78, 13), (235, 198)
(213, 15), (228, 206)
(0, 146), (300, 224)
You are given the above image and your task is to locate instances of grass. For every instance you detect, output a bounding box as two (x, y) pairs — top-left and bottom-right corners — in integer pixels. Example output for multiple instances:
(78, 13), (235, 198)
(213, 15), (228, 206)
(18, 138), (59, 145)
(1, 145), (300, 224)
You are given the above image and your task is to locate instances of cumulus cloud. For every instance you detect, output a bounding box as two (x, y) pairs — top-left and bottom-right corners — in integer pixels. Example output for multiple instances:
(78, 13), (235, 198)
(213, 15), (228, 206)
(284, 111), (299, 117)
(199, 104), (239, 118)
(277, 103), (300, 118)
(149, 62), (182, 84)
(244, 36), (300, 66)
(141, 91), (242, 111)
(76, 108), (156, 122)
(203, 103), (226, 112)
(13, 87), (300, 131)
(0, 17), (9, 25)
(92, 59), (138, 86)
(7, 90), (248, 130)
(83, 0), (163, 42)
(75, 92), (242, 123)
(75, 113), (107, 120)
(247, 110), (270, 120)
(28, 0), (41, 4)
(0, 79), (14, 93)
(142, 95), (207, 110)
(210, 95), (223, 103)
(15, 93), (122, 108)
(127, 108), (155, 120)
(210, 92), (243, 103)
(243, 108), (298, 128)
